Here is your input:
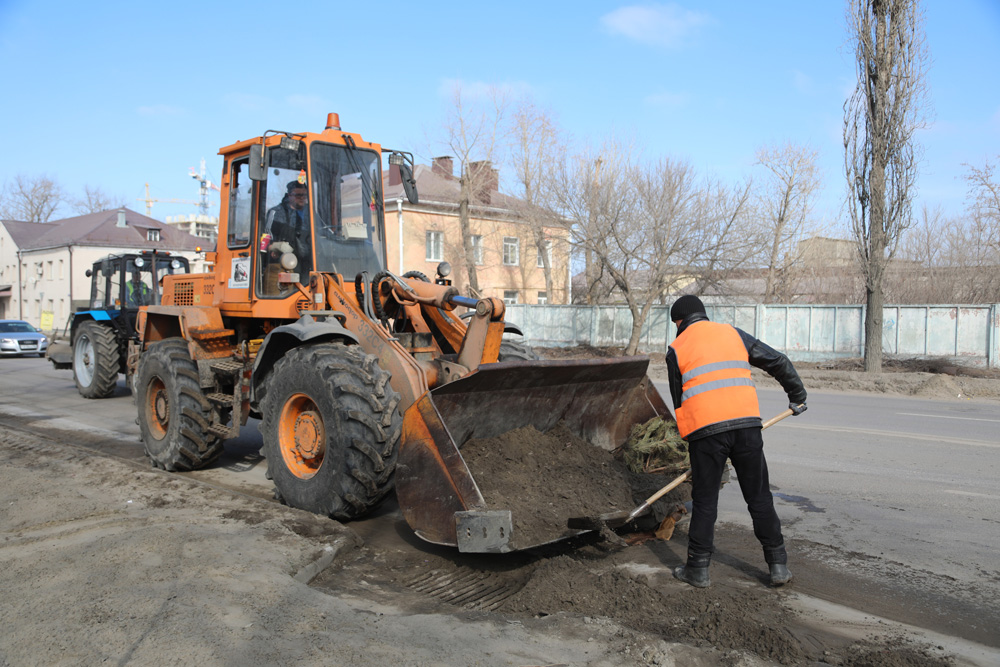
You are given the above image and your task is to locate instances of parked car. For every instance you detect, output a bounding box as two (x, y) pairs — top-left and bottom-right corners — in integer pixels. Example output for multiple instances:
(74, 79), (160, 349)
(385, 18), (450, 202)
(0, 319), (48, 357)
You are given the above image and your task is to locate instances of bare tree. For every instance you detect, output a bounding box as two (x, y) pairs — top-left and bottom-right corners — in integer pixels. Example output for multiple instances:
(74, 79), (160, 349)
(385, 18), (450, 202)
(843, 0), (929, 372)
(963, 156), (1000, 257)
(0, 173), (65, 222)
(508, 99), (565, 302)
(551, 140), (635, 309)
(72, 185), (127, 215)
(753, 143), (822, 302)
(553, 142), (755, 354)
(894, 201), (1000, 304)
(438, 84), (510, 296)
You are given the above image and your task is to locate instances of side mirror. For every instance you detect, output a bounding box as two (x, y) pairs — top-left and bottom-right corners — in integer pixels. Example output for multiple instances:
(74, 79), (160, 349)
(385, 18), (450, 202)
(399, 163), (419, 205)
(388, 151), (419, 205)
(249, 144), (267, 182)
(85, 269), (92, 278)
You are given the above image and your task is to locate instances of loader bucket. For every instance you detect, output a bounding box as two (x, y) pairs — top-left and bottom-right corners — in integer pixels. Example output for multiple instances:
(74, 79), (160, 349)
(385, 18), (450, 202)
(395, 356), (670, 553)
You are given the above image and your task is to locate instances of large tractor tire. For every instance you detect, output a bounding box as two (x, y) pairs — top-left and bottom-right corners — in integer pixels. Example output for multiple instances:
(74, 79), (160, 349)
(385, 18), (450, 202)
(260, 342), (402, 521)
(498, 339), (540, 362)
(135, 338), (224, 471)
(73, 320), (120, 399)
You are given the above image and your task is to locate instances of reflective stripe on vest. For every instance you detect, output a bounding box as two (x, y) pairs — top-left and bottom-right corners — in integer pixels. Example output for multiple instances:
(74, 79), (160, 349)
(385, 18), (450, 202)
(669, 321), (759, 438)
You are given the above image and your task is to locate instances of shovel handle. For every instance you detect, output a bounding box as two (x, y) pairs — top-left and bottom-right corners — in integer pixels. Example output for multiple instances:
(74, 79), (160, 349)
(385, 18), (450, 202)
(631, 409), (795, 520)
(762, 408), (795, 430)
(642, 468), (691, 505)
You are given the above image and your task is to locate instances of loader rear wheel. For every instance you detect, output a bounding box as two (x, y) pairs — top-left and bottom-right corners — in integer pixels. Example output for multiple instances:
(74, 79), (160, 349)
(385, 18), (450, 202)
(73, 321), (120, 399)
(498, 339), (540, 362)
(260, 342), (402, 521)
(135, 338), (224, 471)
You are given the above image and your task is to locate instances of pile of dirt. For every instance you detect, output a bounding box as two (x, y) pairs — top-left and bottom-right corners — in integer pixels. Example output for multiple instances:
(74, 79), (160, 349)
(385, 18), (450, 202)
(495, 553), (807, 664)
(325, 539), (955, 667)
(460, 423), (636, 549)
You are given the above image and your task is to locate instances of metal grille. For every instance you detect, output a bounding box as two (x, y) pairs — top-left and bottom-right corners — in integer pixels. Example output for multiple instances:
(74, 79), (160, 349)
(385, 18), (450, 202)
(173, 281), (195, 306)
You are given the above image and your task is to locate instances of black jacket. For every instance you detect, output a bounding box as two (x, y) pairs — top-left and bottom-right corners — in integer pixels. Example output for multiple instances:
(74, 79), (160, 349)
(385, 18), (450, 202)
(665, 312), (807, 441)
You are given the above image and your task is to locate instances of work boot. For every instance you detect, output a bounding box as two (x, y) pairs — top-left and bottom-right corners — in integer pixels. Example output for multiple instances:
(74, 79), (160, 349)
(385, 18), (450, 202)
(769, 563), (792, 587)
(673, 564), (711, 588)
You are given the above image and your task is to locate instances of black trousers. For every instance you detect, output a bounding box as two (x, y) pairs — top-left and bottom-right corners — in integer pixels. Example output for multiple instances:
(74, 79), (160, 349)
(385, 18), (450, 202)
(686, 426), (786, 565)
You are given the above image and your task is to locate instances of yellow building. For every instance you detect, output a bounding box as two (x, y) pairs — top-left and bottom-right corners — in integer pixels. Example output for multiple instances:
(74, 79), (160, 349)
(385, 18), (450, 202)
(382, 157), (571, 305)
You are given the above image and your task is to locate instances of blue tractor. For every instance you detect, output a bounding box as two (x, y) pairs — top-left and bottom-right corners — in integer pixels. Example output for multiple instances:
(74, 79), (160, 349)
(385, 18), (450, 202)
(47, 251), (191, 398)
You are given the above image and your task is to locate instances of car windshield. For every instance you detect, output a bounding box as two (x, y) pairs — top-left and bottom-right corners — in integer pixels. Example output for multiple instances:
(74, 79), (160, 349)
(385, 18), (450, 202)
(0, 321), (38, 333)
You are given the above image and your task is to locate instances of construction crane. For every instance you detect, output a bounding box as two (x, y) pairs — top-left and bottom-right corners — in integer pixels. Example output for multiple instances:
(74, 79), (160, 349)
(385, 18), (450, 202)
(189, 158), (221, 217)
(136, 183), (198, 218)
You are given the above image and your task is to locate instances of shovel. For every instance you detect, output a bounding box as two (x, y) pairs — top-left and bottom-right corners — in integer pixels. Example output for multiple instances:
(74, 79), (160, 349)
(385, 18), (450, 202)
(567, 408), (797, 531)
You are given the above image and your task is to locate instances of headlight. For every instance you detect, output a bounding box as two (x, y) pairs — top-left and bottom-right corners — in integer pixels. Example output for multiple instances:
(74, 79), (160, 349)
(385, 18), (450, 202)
(1, 338), (13, 344)
(134, 257), (145, 268)
(171, 259), (181, 269)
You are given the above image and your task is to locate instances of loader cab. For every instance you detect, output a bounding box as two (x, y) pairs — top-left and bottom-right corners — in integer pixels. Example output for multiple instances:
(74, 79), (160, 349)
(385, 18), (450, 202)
(228, 118), (418, 300)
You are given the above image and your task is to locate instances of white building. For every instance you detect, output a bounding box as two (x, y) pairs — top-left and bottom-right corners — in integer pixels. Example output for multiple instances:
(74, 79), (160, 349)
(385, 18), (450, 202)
(0, 208), (208, 328)
(164, 213), (219, 245)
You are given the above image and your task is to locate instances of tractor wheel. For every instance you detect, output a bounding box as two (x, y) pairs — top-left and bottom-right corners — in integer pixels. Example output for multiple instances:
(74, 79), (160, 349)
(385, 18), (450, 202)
(260, 342), (402, 521)
(135, 338), (224, 471)
(73, 320), (120, 399)
(498, 339), (540, 362)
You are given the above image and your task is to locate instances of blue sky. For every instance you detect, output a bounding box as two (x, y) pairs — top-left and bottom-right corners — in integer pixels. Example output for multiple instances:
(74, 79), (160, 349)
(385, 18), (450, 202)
(1, 1), (997, 230)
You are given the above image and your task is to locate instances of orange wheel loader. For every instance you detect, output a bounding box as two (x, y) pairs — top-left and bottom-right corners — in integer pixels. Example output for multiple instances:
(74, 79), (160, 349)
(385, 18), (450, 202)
(128, 114), (673, 553)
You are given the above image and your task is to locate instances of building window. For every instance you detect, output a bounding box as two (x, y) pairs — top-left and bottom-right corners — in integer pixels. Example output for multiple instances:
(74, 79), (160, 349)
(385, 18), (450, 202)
(426, 231), (443, 261)
(536, 241), (551, 268)
(147, 229), (160, 242)
(471, 235), (484, 265)
(503, 237), (519, 266)
(503, 290), (519, 305)
(537, 291), (547, 305)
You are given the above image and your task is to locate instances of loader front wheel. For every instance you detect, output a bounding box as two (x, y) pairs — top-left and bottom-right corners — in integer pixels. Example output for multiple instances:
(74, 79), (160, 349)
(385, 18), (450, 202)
(135, 338), (224, 471)
(73, 321), (120, 399)
(261, 342), (402, 521)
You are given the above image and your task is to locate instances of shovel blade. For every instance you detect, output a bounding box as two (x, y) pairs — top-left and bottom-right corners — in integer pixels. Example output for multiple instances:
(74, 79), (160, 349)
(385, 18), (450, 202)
(395, 356), (670, 552)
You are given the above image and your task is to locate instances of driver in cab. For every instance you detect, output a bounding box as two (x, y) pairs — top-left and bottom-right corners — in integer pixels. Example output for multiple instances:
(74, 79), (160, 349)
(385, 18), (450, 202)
(262, 180), (312, 293)
(267, 181), (312, 268)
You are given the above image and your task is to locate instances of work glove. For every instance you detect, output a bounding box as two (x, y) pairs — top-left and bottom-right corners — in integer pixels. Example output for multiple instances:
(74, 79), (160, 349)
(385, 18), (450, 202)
(789, 402), (807, 416)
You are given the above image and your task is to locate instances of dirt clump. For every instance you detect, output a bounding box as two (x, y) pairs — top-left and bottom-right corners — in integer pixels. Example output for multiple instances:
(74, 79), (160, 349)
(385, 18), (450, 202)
(843, 638), (955, 666)
(460, 423), (636, 550)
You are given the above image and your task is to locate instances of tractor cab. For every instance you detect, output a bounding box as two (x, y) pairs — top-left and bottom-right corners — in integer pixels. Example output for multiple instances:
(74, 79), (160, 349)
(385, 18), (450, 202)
(86, 252), (190, 314)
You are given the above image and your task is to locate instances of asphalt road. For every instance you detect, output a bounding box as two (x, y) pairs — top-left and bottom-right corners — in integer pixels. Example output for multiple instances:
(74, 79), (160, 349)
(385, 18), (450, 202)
(2, 355), (999, 655)
(741, 385), (1000, 585)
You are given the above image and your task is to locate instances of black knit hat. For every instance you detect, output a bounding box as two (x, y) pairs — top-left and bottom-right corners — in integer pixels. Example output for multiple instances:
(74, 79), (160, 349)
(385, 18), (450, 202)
(670, 295), (706, 322)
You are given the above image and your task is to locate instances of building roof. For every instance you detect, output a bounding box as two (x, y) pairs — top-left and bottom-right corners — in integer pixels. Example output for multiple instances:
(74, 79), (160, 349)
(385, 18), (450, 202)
(382, 163), (523, 213)
(1, 208), (203, 252)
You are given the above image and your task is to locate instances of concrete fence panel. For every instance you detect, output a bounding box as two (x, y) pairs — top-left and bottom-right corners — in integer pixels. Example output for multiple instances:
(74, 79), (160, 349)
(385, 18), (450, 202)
(506, 303), (1000, 369)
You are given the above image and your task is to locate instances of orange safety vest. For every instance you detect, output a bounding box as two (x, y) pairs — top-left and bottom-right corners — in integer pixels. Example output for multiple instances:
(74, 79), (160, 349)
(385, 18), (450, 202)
(669, 320), (760, 439)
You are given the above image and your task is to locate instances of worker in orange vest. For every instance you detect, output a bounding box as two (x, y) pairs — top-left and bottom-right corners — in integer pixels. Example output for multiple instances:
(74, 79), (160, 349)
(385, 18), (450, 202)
(666, 295), (807, 588)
